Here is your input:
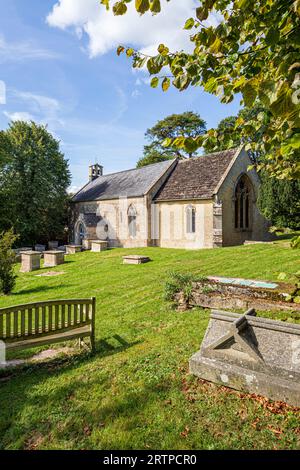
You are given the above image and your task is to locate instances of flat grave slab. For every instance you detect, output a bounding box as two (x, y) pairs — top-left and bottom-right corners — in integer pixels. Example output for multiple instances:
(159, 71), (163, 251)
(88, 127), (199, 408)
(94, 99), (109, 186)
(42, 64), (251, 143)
(208, 276), (279, 290)
(36, 271), (65, 277)
(123, 255), (151, 265)
(190, 308), (300, 407)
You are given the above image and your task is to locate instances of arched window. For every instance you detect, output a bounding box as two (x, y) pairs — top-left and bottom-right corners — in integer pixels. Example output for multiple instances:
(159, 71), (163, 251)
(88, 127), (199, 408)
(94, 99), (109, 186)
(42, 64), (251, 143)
(128, 205), (137, 238)
(75, 221), (86, 245)
(234, 175), (252, 230)
(186, 205), (196, 234)
(78, 223), (85, 241)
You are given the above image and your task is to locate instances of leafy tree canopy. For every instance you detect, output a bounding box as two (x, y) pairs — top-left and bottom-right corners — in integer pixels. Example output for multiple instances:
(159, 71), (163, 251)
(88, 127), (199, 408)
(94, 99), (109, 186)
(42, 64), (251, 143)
(203, 105), (264, 156)
(0, 121), (71, 245)
(137, 111), (207, 167)
(101, 0), (300, 180)
(258, 173), (300, 229)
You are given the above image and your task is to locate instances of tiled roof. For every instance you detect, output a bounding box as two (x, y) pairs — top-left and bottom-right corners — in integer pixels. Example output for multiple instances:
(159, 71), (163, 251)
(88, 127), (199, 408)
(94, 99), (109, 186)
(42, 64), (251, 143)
(154, 148), (239, 201)
(72, 159), (176, 203)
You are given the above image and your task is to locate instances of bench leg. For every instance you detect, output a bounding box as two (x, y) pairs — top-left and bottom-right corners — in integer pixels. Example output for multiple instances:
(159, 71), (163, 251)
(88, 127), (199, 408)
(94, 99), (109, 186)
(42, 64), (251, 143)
(90, 335), (96, 354)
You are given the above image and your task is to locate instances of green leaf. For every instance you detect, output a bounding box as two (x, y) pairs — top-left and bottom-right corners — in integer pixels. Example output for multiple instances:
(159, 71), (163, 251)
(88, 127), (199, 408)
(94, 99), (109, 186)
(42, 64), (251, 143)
(150, 0), (161, 14)
(162, 138), (173, 147)
(265, 28), (280, 46)
(242, 79), (258, 107)
(126, 48), (134, 57)
(196, 6), (208, 21)
(158, 44), (169, 56)
(184, 18), (195, 30)
(113, 1), (127, 15)
(184, 137), (199, 153)
(150, 77), (159, 88)
(135, 0), (150, 14)
(100, 0), (110, 10)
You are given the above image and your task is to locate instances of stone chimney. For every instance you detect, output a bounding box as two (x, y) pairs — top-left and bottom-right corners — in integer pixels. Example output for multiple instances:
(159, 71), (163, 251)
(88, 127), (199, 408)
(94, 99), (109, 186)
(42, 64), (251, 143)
(89, 163), (103, 182)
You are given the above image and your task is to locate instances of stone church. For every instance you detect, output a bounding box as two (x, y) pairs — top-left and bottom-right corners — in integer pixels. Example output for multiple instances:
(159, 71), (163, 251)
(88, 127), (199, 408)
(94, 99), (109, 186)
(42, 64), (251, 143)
(70, 146), (270, 249)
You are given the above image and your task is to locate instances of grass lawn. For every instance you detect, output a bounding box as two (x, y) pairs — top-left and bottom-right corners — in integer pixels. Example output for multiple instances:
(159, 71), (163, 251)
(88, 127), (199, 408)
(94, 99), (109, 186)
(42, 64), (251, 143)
(0, 241), (299, 450)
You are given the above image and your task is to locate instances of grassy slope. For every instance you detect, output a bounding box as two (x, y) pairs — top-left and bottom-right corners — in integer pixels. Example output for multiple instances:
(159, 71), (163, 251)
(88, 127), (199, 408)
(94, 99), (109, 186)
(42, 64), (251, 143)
(0, 242), (299, 450)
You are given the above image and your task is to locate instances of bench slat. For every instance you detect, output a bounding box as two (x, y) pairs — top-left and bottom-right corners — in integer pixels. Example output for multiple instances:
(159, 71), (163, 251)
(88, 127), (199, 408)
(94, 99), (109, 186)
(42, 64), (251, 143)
(6, 312), (11, 338)
(73, 304), (78, 325)
(61, 304), (65, 329)
(28, 308), (33, 336)
(21, 311), (25, 337)
(67, 304), (72, 328)
(35, 307), (39, 335)
(55, 305), (59, 330)
(42, 306), (46, 333)
(49, 305), (53, 331)
(14, 311), (18, 337)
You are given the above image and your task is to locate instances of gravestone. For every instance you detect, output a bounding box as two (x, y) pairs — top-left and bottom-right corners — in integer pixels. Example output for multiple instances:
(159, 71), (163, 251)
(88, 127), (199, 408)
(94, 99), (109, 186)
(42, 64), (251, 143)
(35, 244), (46, 253)
(82, 238), (95, 251)
(189, 308), (300, 406)
(123, 255), (151, 265)
(48, 241), (59, 250)
(65, 245), (82, 255)
(43, 251), (65, 268)
(91, 240), (108, 252)
(20, 251), (41, 273)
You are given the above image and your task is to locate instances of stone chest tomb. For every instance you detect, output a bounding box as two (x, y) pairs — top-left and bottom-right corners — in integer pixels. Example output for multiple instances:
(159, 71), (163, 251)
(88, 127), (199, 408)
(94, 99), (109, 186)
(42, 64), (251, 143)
(190, 309), (300, 406)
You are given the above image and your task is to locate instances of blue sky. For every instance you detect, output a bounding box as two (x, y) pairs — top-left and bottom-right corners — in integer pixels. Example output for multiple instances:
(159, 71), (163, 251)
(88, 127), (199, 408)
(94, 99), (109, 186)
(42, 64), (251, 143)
(0, 0), (241, 191)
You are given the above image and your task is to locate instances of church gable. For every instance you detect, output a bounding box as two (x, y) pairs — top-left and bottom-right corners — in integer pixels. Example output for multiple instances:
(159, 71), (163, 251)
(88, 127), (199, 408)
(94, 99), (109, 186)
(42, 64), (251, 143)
(154, 147), (240, 202)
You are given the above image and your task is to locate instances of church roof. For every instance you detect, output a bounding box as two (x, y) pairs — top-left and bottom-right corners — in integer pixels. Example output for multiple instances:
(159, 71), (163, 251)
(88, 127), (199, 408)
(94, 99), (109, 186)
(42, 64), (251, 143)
(72, 159), (176, 203)
(154, 148), (240, 201)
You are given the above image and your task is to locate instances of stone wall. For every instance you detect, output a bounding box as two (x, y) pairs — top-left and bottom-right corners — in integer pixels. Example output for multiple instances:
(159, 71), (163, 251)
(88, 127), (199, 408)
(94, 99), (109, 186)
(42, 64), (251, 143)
(71, 197), (149, 248)
(156, 199), (214, 249)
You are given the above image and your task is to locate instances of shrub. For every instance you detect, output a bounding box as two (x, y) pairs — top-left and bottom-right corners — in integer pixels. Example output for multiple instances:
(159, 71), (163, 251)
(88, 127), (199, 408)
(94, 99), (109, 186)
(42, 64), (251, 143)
(0, 229), (19, 295)
(164, 271), (208, 304)
(291, 235), (300, 250)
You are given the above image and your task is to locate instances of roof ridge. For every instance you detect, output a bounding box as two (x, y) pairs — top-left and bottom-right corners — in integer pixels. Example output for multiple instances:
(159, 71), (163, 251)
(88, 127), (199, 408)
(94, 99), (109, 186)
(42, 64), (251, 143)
(97, 158), (176, 179)
(177, 147), (239, 164)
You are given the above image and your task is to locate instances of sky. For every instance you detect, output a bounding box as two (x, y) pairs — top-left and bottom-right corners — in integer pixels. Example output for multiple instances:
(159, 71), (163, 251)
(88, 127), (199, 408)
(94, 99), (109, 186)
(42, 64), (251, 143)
(0, 0), (241, 192)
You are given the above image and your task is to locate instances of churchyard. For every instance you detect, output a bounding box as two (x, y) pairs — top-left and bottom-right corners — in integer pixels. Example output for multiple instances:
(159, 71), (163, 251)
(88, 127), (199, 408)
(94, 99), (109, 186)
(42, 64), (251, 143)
(0, 239), (299, 450)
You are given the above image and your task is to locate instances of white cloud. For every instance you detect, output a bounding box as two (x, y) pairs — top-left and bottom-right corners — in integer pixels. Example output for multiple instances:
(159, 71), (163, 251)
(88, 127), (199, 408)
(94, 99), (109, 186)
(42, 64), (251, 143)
(12, 91), (61, 120)
(0, 80), (6, 104)
(46, 0), (198, 57)
(0, 35), (60, 63)
(3, 111), (34, 122)
(3, 89), (64, 133)
(131, 89), (141, 98)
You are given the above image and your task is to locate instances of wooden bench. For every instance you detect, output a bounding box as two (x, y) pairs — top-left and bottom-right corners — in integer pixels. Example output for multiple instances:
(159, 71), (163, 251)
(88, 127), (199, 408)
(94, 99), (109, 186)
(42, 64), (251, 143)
(0, 298), (96, 353)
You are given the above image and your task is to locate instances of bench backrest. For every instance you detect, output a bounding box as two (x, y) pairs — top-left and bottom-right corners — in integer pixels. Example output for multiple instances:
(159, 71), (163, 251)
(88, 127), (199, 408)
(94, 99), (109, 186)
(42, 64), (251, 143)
(0, 298), (96, 342)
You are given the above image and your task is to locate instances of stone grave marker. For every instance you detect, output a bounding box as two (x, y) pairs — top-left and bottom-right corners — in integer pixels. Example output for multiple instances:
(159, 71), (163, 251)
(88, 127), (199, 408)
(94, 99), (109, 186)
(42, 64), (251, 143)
(20, 251), (41, 273)
(65, 245), (82, 255)
(190, 308), (300, 406)
(123, 255), (151, 265)
(43, 251), (65, 268)
(91, 240), (108, 252)
(48, 241), (59, 250)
